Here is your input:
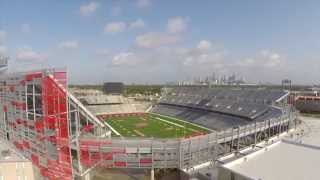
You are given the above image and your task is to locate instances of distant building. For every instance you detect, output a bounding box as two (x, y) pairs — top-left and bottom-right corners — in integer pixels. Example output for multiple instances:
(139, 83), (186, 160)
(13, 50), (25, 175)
(103, 82), (124, 94)
(282, 79), (292, 90)
(0, 56), (8, 73)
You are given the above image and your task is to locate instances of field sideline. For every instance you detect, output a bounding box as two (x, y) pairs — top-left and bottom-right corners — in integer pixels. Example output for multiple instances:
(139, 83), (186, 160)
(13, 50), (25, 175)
(102, 113), (210, 138)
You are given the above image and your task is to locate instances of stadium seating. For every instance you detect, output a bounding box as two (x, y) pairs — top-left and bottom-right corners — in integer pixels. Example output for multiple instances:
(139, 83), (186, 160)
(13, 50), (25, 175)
(151, 87), (287, 131)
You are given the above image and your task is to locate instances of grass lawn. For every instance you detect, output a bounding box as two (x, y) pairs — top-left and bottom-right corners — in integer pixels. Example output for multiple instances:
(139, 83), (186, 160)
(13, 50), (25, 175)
(104, 113), (210, 138)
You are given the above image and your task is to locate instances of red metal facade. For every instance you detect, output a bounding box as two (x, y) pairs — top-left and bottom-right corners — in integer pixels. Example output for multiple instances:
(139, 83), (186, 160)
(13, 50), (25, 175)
(0, 70), (73, 179)
(40, 73), (72, 179)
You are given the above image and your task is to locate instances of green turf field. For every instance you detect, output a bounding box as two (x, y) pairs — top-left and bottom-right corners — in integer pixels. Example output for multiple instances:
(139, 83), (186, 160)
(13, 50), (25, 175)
(104, 113), (210, 138)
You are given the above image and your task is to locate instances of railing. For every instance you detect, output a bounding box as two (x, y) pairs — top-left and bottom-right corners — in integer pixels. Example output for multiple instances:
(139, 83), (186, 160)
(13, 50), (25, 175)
(78, 112), (296, 171)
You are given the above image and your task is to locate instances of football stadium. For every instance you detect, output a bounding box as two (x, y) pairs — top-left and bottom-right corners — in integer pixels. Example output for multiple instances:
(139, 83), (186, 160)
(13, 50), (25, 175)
(5, 1), (320, 179)
(93, 87), (290, 141)
(11, 65), (320, 180)
(0, 68), (300, 180)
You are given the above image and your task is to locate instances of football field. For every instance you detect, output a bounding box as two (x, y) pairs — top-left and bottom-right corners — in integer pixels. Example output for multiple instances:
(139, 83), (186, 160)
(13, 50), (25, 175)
(104, 113), (210, 138)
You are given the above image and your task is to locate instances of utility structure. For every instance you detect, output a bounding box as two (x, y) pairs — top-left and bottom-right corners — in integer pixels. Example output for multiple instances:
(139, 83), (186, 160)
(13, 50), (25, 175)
(0, 56), (8, 73)
(0, 69), (297, 179)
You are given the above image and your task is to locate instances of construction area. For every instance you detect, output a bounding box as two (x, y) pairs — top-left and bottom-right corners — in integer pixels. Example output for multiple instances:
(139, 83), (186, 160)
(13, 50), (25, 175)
(0, 68), (297, 180)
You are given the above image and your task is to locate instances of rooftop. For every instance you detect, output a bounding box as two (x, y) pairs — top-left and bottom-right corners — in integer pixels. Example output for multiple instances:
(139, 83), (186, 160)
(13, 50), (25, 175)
(223, 140), (320, 180)
(285, 116), (320, 146)
(222, 116), (320, 180)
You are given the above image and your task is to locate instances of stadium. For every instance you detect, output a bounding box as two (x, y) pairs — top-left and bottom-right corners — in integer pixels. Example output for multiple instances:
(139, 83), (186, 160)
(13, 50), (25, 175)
(5, 0), (320, 179)
(0, 68), (298, 180)
(92, 86), (291, 140)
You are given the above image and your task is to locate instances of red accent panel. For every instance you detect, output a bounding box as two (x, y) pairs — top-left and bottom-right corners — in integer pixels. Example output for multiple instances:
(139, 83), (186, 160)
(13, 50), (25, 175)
(20, 80), (26, 86)
(2, 105), (7, 112)
(102, 152), (113, 160)
(44, 117), (55, 129)
(140, 158), (152, 164)
(23, 141), (30, 149)
(82, 124), (94, 132)
(31, 154), (39, 167)
(25, 72), (42, 81)
(16, 118), (23, 124)
(114, 161), (127, 167)
(9, 85), (15, 92)
(35, 120), (44, 130)
(42, 73), (72, 179)
(13, 141), (23, 150)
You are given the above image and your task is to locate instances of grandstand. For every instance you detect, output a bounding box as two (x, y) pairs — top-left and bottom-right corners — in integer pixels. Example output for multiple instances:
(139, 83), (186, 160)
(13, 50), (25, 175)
(78, 94), (151, 115)
(151, 86), (288, 131)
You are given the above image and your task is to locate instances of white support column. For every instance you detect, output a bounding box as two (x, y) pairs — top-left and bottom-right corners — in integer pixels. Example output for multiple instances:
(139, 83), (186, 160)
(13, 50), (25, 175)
(84, 172), (91, 180)
(150, 168), (154, 180)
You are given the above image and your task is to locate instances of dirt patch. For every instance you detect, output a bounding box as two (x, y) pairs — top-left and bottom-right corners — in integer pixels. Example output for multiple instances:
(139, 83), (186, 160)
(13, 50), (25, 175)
(134, 130), (145, 137)
(135, 123), (148, 128)
(141, 117), (148, 121)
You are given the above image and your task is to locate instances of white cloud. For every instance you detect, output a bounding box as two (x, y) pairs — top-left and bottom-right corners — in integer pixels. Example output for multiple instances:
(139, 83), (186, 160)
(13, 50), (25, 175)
(111, 6), (121, 16)
(102, 41), (230, 83)
(153, 41), (227, 75)
(261, 50), (282, 68)
(104, 22), (126, 34)
(80, 2), (99, 16)
(16, 47), (46, 61)
(21, 24), (31, 33)
(0, 46), (7, 55)
(137, 0), (151, 8)
(183, 56), (194, 66)
(238, 50), (283, 69)
(167, 17), (189, 34)
(228, 50), (288, 83)
(129, 19), (146, 29)
(136, 32), (179, 48)
(104, 19), (145, 34)
(166, 40), (225, 68)
(182, 50), (225, 67)
(241, 58), (255, 66)
(112, 52), (141, 66)
(0, 30), (7, 43)
(58, 40), (79, 50)
(197, 40), (212, 51)
(96, 48), (110, 56)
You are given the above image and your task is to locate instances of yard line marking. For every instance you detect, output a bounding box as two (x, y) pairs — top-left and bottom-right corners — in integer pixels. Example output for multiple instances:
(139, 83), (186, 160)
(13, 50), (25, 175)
(150, 113), (214, 132)
(155, 117), (185, 128)
(134, 130), (145, 137)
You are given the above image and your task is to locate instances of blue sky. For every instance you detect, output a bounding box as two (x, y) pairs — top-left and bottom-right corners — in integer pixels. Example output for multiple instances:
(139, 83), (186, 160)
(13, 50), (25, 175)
(1, 0), (320, 85)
